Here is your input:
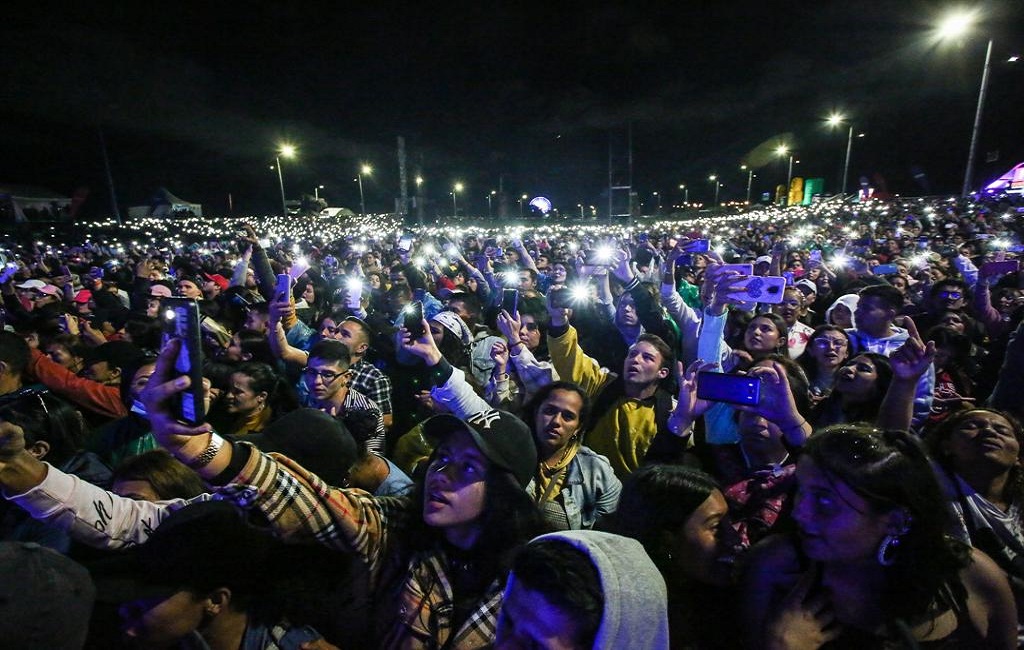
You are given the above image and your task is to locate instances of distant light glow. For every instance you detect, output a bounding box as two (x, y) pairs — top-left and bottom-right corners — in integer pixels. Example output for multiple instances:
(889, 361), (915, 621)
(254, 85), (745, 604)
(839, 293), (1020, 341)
(529, 196), (552, 214)
(936, 10), (977, 40)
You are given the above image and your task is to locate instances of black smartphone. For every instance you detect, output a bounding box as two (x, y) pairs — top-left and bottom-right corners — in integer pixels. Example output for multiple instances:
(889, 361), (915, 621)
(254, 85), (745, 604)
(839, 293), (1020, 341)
(160, 298), (206, 425)
(686, 239), (711, 253)
(549, 287), (571, 309)
(696, 371), (761, 406)
(275, 273), (290, 302)
(404, 300), (425, 339)
(501, 288), (519, 316)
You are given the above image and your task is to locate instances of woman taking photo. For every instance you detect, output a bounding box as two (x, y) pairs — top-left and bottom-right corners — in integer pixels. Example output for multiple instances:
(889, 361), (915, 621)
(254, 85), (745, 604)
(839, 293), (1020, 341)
(405, 325), (620, 532)
(742, 425), (1016, 649)
(487, 306), (558, 411)
(140, 337), (548, 648)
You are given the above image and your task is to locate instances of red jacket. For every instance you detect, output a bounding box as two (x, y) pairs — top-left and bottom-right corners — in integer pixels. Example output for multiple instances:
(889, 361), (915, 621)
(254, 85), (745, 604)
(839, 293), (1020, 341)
(27, 349), (127, 419)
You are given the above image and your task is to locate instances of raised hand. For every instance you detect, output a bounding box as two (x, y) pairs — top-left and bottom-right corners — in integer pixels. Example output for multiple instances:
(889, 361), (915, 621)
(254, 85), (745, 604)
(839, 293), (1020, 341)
(495, 309), (522, 343)
(889, 337), (936, 381)
(764, 566), (842, 650)
(141, 339), (214, 444)
(400, 318), (442, 366)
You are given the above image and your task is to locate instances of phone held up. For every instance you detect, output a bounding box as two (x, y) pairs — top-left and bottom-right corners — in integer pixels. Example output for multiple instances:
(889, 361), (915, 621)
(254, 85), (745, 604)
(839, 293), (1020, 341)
(726, 275), (787, 304)
(160, 297), (206, 425)
(696, 371), (761, 406)
(501, 288), (519, 316)
(403, 301), (425, 339)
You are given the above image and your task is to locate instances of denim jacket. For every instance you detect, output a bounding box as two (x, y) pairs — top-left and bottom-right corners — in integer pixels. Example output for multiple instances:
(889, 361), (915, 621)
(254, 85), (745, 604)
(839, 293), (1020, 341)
(526, 446), (621, 530)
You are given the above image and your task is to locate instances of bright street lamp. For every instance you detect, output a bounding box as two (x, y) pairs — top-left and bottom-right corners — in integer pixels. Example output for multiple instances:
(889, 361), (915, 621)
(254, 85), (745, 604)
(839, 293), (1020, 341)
(934, 9), (992, 196)
(314, 184), (325, 201)
(519, 194), (528, 217)
(577, 203), (585, 218)
(652, 191), (661, 213)
(826, 113), (856, 195)
(775, 146), (795, 206)
(357, 164), (372, 217)
(708, 175), (720, 207)
(274, 143), (296, 218)
(678, 184), (688, 204)
(487, 190), (496, 218)
(452, 182), (463, 215)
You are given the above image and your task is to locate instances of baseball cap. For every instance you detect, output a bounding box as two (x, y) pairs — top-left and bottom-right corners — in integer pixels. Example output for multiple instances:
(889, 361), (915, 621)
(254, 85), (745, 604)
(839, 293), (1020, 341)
(423, 410), (537, 488)
(15, 279), (46, 290)
(754, 255), (773, 266)
(149, 283), (173, 298)
(73, 289), (92, 303)
(0, 542), (95, 650)
(242, 409), (359, 487)
(36, 284), (61, 296)
(795, 279), (818, 297)
(203, 273), (229, 290)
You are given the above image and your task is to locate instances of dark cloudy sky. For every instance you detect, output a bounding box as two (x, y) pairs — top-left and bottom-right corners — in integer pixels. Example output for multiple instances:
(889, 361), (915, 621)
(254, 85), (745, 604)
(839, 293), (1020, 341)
(2, 0), (1022, 217)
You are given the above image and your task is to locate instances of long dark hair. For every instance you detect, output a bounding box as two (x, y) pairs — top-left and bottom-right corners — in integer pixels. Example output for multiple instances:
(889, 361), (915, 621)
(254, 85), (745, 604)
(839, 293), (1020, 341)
(804, 425), (970, 623)
(740, 312), (789, 360)
(521, 381), (592, 441)
(612, 464), (719, 580)
(233, 361), (298, 416)
(0, 391), (86, 468)
(797, 325), (851, 385)
(814, 352), (892, 426)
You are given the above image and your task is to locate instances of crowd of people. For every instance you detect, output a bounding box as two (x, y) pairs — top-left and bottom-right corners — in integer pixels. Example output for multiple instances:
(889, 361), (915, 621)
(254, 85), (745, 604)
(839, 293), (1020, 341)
(1, 191), (1024, 649)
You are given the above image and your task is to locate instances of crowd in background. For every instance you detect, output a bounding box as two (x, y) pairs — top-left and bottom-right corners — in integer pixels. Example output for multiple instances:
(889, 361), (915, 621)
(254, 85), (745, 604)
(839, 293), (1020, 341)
(2, 192), (1024, 648)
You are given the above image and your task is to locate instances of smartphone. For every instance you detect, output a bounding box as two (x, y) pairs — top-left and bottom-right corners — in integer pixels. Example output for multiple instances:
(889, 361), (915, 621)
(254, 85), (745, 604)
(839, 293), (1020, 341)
(160, 298), (205, 425)
(1007, 245), (1024, 253)
(696, 371), (761, 406)
(782, 271), (795, 286)
(585, 248), (614, 266)
(58, 314), (69, 332)
(981, 260), (1020, 277)
(718, 263), (754, 276)
(685, 239), (711, 253)
(726, 275), (787, 304)
(501, 288), (519, 316)
(403, 300), (425, 339)
(809, 250), (822, 264)
(873, 264), (899, 275)
(279, 626), (323, 650)
(275, 273), (290, 302)
(397, 236), (413, 253)
(549, 287), (572, 309)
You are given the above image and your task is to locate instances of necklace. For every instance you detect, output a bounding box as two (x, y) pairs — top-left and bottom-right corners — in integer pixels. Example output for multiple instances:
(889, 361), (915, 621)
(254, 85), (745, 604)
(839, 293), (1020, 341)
(541, 440), (575, 473)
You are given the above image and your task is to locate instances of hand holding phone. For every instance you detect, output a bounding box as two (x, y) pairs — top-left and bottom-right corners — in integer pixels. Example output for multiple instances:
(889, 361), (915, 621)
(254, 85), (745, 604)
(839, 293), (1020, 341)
(501, 288), (519, 317)
(403, 301), (425, 339)
(275, 274), (290, 302)
(160, 298), (205, 425)
(696, 371), (761, 406)
(724, 275), (787, 304)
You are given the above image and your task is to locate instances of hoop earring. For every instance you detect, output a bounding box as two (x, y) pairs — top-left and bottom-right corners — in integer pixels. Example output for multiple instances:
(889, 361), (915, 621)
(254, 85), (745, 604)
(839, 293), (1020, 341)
(877, 533), (902, 566)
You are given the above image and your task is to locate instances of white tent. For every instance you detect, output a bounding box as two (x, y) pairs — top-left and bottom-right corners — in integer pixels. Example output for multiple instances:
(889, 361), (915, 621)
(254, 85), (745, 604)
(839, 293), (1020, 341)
(0, 185), (72, 223)
(984, 162), (1024, 195)
(128, 187), (202, 218)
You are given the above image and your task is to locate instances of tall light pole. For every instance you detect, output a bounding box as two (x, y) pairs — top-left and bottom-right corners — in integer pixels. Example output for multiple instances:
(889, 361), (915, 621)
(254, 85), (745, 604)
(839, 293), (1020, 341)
(487, 190), (496, 217)
(452, 182), (463, 216)
(708, 175), (720, 207)
(519, 194), (527, 217)
(314, 184), (324, 201)
(357, 164), (372, 217)
(275, 143), (296, 218)
(577, 203), (585, 218)
(826, 113), (856, 195)
(679, 184), (688, 204)
(935, 10), (993, 196)
(653, 191), (661, 213)
(741, 165), (754, 204)
(775, 145), (795, 206)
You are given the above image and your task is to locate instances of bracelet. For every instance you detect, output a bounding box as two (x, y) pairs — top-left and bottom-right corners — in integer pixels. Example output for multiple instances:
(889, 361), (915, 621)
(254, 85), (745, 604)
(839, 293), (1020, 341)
(187, 433), (225, 469)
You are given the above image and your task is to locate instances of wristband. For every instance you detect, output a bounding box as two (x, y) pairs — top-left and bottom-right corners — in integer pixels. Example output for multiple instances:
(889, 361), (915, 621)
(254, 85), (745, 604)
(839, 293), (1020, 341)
(187, 433), (225, 469)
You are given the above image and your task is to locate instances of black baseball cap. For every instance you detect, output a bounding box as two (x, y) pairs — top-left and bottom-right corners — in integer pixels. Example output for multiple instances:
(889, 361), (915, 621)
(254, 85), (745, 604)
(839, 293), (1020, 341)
(423, 410), (537, 488)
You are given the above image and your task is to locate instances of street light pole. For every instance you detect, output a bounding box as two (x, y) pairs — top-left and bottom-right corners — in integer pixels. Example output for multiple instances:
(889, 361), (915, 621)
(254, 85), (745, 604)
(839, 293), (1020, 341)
(741, 165), (754, 204)
(963, 38), (993, 196)
(275, 156), (287, 218)
(452, 182), (463, 216)
(708, 175), (719, 207)
(487, 190), (496, 218)
(577, 203), (584, 218)
(653, 192), (661, 213)
(679, 184), (688, 204)
(357, 164), (372, 217)
(314, 184), (324, 201)
(519, 194), (527, 217)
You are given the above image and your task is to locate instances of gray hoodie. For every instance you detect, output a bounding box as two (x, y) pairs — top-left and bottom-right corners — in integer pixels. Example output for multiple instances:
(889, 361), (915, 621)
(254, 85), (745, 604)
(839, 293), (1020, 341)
(502, 530), (670, 650)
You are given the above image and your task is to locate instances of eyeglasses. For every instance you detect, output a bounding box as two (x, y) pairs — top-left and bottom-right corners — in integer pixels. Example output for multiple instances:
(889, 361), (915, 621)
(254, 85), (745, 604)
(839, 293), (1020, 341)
(301, 367), (345, 384)
(813, 338), (848, 350)
(939, 291), (962, 300)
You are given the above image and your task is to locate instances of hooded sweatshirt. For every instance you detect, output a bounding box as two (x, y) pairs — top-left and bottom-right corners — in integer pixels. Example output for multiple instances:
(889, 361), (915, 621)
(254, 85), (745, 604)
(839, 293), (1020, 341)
(501, 530), (670, 650)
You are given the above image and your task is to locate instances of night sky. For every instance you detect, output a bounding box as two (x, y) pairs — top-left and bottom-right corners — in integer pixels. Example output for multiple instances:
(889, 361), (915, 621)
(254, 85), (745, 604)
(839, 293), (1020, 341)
(2, 1), (1022, 218)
